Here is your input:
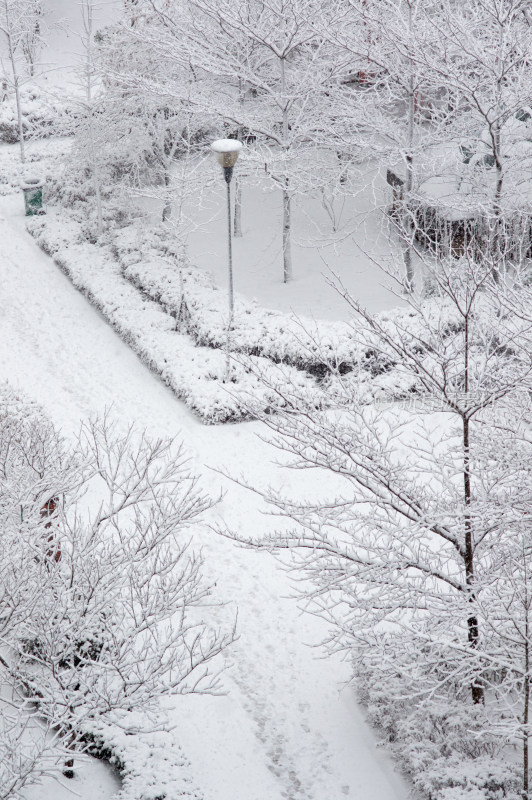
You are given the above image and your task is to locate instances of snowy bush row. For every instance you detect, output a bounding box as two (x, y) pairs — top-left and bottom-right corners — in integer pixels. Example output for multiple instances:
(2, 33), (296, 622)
(27, 207), (488, 422)
(26, 211), (325, 423)
(86, 720), (203, 800)
(121, 242), (426, 404)
(113, 224), (460, 403)
(356, 662), (521, 800)
(0, 137), (69, 196)
(114, 225), (365, 375)
(0, 85), (70, 144)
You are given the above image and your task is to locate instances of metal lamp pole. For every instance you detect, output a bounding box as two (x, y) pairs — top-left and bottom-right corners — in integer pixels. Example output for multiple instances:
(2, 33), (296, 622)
(211, 139), (243, 382)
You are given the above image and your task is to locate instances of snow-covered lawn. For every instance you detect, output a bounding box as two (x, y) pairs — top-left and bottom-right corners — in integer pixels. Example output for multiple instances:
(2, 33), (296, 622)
(183, 165), (404, 320)
(0, 194), (411, 800)
(136, 154), (407, 321)
(21, 759), (119, 800)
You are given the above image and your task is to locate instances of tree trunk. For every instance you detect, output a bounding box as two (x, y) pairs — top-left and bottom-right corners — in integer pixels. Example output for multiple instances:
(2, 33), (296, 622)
(234, 79), (244, 238)
(402, 42), (415, 291)
(283, 180), (292, 283)
(4, 13), (26, 163)
(463, 418), (483, 704)
(490, 156), (504, 278)
(87, 110), (103, 236)
(84, 0), (103, 236)
(398, 3), (418, 290)
(63, 729), (77, 779)
(162, 170), (172, 222)
(463, 316), (483, 704)
(13, 73), (25, 163)
(524, 636), (530, 799)
(489, 56), (504, 276)
(403, 153), (414, 290)
(523, 567), (530, 800)
(280, 57), (292, 282)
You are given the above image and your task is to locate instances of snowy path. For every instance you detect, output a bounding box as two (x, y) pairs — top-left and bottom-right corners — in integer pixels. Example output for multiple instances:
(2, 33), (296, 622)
(0, 195), (411, 800)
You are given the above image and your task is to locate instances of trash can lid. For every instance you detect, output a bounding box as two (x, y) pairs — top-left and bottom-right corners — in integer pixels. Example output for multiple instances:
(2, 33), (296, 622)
(21, 177), (43, 189)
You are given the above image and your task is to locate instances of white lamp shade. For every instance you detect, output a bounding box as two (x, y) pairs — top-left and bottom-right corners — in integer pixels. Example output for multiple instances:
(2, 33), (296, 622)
(211, 139), (243, 168)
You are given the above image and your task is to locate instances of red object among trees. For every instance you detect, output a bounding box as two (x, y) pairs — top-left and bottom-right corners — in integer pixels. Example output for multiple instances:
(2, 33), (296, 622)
(40, 496), (61, 564)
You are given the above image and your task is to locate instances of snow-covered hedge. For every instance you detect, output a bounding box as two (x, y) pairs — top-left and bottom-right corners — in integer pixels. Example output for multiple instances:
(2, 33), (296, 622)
(114, 225), (470, 405)
(28, 209), (479, 420)
(0, 85), (69, 144)
(86, 720), (203, 800)
(122, 245), (435, 403)
(356, 658), (521, 800)
(27, 211), (325, 423)
(114, 226), (365, 376)
(114, 224), (447, 400)
(0, 137), (70, 196)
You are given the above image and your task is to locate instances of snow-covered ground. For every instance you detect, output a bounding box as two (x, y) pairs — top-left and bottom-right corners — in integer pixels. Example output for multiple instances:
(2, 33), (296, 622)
(36, 0), (123, 87)
(0, 191), (412, 799)
(136, 153), (407, 321)
(21, 759), (119, 800)
(183, 166), (404, 320)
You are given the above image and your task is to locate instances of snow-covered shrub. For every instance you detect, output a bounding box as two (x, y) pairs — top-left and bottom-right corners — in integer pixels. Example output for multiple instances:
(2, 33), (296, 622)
(115, 223), (515, 408)
(26, 210), (325, 423)
(0, 84), (69, 143)
(85, 721), (202, 800)
(0, 379), (42, 418)
(0, 136), (70, 196)
(359, 672), (520, 800)
(112, 223), (396, 380)
(42, 149), (141, 236)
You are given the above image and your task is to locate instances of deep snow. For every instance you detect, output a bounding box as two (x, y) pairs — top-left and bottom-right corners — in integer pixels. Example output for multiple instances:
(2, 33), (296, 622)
(0, 191), (412, 800)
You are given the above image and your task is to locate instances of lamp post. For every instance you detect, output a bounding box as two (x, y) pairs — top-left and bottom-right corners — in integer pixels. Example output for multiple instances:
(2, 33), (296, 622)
(210, 138), (243, 382)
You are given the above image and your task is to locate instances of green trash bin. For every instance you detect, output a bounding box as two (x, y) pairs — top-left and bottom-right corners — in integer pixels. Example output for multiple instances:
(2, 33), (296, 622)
(21, 177), (44, 216)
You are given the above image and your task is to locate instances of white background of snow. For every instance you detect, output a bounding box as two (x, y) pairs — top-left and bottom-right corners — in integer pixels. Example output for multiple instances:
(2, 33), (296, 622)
(0, 1), (415, 794)
(0, 186), (412, 800)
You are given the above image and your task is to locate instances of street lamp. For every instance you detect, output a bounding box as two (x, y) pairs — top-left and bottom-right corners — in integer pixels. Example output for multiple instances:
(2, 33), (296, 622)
(210, 138), (243, 382)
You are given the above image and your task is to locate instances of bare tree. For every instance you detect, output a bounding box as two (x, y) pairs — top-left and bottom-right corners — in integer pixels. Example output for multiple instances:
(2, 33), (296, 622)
(0, 400), (234, 793)
(0, 0), (44, 161)
(221, 245), (532, 711)
(69, 0), (105, 234)
(18, 0), (42, 77)
(97, 18), (215, 233)
(318, 0), (462, 289)
(140, 0), (349, 282)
